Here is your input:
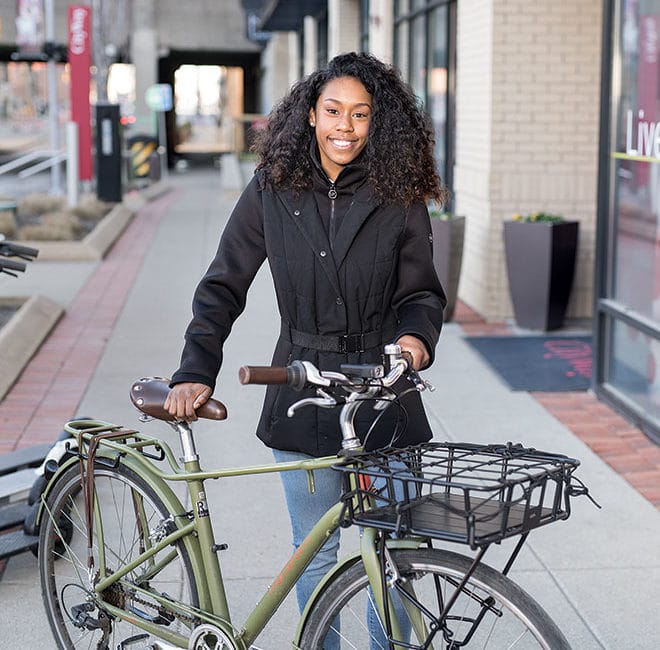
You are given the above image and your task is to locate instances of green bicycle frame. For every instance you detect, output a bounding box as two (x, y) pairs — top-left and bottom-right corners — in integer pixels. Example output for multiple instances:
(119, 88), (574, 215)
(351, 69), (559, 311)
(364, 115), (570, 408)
(39, 419), (419, 649)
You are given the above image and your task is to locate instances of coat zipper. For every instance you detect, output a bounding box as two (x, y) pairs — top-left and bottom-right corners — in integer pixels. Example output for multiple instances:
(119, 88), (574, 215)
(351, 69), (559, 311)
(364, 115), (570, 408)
(328, 182), (337, 248)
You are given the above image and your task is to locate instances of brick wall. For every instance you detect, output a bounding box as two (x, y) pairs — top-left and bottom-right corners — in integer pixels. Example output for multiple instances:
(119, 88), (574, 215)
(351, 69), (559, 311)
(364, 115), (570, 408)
(455, 0), (602, 322)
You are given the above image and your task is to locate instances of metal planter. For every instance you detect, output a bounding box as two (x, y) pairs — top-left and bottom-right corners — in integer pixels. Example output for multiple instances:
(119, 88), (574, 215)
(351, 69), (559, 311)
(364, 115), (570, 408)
(503, 220), (579, 331)
(431, 216), (465, 322)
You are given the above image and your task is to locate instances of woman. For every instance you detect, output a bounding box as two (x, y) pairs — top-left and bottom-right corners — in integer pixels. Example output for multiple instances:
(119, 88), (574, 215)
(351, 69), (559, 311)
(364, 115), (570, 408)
(165, 52), (447, 641)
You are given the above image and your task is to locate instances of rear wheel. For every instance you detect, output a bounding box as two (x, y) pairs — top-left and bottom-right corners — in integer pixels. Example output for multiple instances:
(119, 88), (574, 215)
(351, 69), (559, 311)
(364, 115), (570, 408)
(299, 547), (570, 649)
(39, 463), (199, 649)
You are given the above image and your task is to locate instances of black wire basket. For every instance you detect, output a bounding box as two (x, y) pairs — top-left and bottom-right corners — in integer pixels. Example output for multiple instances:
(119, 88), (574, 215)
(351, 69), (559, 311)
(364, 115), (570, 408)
(334, 442), (582, 549)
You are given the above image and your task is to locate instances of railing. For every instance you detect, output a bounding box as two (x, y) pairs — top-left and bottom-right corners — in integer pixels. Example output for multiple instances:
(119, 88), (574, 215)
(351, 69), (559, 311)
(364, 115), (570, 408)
(0, 122), (80, 206)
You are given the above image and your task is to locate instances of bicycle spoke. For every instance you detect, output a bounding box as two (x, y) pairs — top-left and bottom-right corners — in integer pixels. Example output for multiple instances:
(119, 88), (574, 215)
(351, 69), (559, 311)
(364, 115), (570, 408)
(300, 548), (569, 649)
(40, 465), (199, 649)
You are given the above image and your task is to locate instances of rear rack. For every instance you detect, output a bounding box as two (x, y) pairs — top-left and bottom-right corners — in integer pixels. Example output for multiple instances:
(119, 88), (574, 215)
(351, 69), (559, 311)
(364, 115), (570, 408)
(335, 442), (581, 549)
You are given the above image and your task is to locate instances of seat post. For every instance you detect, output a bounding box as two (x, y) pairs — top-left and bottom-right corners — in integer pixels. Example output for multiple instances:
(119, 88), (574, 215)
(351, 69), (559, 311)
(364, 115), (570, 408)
(171, 421), (198, 463)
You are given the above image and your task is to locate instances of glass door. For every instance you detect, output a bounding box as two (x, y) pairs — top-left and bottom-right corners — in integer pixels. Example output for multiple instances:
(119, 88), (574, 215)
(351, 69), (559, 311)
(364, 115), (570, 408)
(596, 0), (660, 442)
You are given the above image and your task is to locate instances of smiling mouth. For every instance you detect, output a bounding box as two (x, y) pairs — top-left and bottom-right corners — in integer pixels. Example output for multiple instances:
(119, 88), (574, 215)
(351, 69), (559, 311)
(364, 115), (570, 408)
(330, 139), (357, 150)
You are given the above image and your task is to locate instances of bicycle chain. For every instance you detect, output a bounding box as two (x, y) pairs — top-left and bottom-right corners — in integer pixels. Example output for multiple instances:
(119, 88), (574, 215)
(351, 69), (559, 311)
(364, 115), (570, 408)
(109, 585), (200, 628)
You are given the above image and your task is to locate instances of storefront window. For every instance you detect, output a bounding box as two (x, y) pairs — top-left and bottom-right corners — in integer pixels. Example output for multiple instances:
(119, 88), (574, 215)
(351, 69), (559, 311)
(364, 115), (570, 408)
(598, 0), (660, 438)
(608, 320), (660, 420)
(428, 5), (448, 181)
(394, 0), (456, 197)
(409, 14), (427, 103)
(394, 0), (410, 82)
(360, 0), (370, 52)
(612, 1), (660, 320)
(0, 62), (69, 140)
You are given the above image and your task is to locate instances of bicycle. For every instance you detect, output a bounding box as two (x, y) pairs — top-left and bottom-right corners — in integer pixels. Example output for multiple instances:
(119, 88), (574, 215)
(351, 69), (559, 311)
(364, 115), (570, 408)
(0, 237), (39, 278)
(36, 343), (592, 649)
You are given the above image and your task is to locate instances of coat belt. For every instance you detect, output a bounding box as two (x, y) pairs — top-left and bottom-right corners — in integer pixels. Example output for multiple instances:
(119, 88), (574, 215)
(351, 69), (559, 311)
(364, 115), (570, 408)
(280, 323), (395, 354)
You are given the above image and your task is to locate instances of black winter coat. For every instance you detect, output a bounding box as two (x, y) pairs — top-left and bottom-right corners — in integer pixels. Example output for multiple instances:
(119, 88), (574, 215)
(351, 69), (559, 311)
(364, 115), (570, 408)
(171, 160), (446, 456)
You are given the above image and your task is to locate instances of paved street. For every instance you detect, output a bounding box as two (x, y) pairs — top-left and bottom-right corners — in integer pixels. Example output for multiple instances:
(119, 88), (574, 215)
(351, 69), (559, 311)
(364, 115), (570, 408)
(0, 161), (658, 648)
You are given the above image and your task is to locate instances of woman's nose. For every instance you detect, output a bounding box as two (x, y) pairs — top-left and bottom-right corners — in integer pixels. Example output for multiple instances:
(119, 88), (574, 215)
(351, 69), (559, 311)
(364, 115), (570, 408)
(336, 113), (353, 131)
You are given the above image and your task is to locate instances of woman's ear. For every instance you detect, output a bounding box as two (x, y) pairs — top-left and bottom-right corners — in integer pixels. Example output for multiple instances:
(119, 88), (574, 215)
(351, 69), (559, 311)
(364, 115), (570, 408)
(308, 108), (316, 127)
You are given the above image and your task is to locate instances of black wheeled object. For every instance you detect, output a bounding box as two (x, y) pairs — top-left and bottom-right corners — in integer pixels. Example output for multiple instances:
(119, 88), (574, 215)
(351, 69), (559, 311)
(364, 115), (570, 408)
(0, 444), (50, 559)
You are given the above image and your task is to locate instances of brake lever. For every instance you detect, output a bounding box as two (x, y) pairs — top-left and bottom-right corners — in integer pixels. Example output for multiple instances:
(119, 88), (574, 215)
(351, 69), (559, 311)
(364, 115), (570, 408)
(387, 346), (435, 392)
(408, 369), (435, 392)
(287, 389), (337, 417)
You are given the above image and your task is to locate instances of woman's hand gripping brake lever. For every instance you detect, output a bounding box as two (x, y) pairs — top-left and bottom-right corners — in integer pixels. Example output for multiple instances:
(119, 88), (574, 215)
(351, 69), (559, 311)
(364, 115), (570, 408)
(389, 345), (435, 393)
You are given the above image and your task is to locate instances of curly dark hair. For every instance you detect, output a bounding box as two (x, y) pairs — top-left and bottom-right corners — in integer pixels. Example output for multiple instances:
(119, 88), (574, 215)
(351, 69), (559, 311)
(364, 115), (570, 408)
(252, 52), (448, 207)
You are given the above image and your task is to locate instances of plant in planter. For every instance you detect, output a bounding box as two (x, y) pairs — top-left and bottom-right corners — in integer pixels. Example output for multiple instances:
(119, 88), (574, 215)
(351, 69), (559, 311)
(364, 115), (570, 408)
(503, 212), (579, 331)
(429, 209), (465, 322)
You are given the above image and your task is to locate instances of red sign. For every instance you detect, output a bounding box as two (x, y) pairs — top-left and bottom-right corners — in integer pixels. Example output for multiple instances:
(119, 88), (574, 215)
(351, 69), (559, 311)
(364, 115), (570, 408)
(68, 5), (92, 181)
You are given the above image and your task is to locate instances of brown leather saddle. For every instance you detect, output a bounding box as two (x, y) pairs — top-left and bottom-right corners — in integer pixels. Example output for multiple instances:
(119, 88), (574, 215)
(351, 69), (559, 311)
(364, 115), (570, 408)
(129, 377), (227, 421)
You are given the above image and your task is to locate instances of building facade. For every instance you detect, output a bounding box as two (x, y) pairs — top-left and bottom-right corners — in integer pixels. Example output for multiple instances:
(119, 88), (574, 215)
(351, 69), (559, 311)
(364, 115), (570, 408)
(259, 1), (600, 320)
(0, 0), (657, 441)
(255, 0), (660, 443)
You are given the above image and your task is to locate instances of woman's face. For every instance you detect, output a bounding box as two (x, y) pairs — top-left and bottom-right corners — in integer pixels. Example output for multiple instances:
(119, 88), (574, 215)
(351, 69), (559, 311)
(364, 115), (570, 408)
(309, 76), (372, 181)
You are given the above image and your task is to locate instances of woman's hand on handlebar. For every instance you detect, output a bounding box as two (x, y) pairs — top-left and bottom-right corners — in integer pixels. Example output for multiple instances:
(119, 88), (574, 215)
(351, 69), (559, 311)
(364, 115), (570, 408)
(164, 382), (212, 421)
(396, 335), (429, 370)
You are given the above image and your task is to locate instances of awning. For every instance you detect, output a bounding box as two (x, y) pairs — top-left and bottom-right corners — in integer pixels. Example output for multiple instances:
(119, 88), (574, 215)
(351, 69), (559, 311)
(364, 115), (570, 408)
(259, 0), (326, 32)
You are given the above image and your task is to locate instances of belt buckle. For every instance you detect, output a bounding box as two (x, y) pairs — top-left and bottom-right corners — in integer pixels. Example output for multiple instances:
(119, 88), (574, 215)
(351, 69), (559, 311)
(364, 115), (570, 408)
(339, 333), (364, 354)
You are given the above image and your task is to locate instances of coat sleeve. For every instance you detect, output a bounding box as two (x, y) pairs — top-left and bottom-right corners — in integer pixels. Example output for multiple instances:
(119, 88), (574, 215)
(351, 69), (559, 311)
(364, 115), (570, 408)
(171, 175), (266, 389)
(392, 202), (447, 369)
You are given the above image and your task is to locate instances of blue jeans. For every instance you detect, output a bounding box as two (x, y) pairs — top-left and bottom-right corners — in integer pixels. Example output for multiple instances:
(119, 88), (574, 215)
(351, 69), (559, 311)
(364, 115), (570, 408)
(274, 449), (411, 649)
(273, 449), (342, 649)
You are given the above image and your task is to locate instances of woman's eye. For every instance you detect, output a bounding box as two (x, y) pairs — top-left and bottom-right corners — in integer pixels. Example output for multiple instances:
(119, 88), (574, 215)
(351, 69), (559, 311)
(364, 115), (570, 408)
(325, 108), (338, 115)
(354, 112), (369, 119)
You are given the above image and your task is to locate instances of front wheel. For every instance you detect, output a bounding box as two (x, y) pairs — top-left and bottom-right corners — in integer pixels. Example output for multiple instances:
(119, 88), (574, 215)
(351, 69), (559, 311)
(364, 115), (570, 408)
(299, 547), (570, 649)
(39, 462), (199, 649)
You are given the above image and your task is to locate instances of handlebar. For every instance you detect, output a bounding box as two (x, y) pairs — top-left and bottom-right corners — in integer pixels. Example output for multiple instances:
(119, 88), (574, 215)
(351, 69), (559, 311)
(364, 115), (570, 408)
(239, 345), (433, 450)
(0, 258), (27, 276)
(0, 241), (39, 260)
(239, 344), (431, 395)
(0, 238), (39, 277)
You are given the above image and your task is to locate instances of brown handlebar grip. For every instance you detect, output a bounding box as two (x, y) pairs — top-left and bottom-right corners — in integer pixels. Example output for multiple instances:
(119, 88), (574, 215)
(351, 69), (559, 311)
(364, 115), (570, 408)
(239, 365), (289, 385)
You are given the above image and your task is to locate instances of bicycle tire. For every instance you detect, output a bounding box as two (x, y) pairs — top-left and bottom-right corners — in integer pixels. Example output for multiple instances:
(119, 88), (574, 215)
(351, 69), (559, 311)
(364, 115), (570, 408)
(39, 462), (199, 649)
(299, 547), (570, 649)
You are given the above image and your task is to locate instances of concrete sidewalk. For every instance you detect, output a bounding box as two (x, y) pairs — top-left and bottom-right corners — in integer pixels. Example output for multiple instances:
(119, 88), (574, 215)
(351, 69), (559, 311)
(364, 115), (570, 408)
(0, 162), (658, 648)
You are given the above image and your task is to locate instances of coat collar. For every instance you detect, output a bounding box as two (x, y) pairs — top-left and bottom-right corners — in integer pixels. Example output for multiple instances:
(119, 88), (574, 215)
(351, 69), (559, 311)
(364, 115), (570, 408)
(308, 141), (381, 268)
(278, 178), (380, 272)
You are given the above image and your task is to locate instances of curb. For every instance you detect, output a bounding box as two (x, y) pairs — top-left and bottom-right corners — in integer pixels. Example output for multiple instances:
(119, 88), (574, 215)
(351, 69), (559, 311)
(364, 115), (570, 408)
(0, 181), (171, 401)
(18, 181), (172, 261)
(0, 295), (63, 401)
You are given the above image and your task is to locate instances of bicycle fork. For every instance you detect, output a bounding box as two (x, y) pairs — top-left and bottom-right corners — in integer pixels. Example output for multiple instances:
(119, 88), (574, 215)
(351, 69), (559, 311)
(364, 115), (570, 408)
(360, 528), (434, 650)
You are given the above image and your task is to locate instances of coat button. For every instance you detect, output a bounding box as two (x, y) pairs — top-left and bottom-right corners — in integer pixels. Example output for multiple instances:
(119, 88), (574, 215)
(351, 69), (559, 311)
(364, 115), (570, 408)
(320, 250), (327, 257)
(294, 210), (300, 216)
(336, 297), (344, 306)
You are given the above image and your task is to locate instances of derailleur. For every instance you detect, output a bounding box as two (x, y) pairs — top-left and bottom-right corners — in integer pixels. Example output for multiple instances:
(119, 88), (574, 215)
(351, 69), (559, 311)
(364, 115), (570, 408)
(69, 600), (112, 649)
